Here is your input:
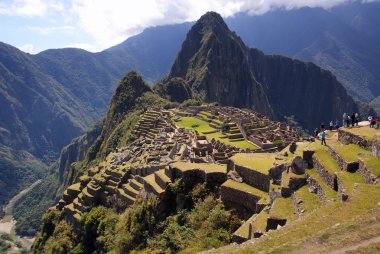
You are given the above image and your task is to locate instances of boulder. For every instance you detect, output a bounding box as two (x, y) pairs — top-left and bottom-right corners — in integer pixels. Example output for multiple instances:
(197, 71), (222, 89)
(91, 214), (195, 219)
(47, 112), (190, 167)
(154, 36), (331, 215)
(291, 156), (306, 175)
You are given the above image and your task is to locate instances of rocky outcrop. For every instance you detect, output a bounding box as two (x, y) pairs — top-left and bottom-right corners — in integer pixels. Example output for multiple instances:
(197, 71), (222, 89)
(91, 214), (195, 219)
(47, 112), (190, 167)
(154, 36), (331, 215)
(163, 12), (274, 117)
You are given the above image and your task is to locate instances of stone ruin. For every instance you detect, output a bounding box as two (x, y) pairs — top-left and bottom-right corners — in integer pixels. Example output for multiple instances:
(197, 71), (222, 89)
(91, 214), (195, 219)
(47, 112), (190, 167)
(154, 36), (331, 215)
(56, 107), (380, 244)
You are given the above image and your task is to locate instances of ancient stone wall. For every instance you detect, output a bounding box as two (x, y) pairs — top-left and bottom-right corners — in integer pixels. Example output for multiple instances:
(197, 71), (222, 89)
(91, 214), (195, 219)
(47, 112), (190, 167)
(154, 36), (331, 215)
(235, 164), (270, 192)
(328, 147), (358, 172)
(313, 158), (337, 190)
(338, 130), (371, 150)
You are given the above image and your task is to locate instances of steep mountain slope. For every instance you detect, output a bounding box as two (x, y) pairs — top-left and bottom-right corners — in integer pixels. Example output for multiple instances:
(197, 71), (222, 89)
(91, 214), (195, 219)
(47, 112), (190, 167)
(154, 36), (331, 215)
(163, 12), (273, 117)
(227, 2), (380, 102)
(162, 12), (362, 130)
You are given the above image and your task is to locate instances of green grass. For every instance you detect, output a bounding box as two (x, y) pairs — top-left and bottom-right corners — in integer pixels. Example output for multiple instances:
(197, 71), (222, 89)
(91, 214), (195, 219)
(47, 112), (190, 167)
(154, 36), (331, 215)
(207, 183), (380, 254)
(341, 126), (380, 140)
(309, 142), (340, 173)
(294, 186), (321, 213)
(332, 143), (380, 175)
(306, 169), (337, 199)
(174, 117), (259, 150)
(231, 153), (276, 174)
(269, 197), (297, 221)
(222, 180), (269, 202)
(336, 172), (366, 194)
(170, 161), (227, 173)
(235, 210), (269, 237)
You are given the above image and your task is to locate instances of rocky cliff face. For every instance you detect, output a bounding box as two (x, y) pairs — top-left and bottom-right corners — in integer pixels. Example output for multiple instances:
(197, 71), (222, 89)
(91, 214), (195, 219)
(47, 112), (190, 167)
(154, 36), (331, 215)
(163, 12), (367, 130)
(165, 12), (273, 117)
(249, 49), (359, 129)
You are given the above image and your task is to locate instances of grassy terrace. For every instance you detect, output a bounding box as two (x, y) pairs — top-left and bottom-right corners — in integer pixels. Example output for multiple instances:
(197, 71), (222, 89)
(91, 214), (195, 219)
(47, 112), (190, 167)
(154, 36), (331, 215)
(231, 153), (276, 174)
(269, 197), (297, 221)
(341, 126), (380, 140)
(309, 142), (340, 173)
(235, 211), (268, 237)
(222, 180), (269, 203)
(336, 171), (366, 194)
(331, 143), (380, 176)
(306, 169), (337, 200)
(170, 161), (227, 173)
(174, 116), (259, 150)
(208, 183), (380, 254)
(295, 185), (321, 213)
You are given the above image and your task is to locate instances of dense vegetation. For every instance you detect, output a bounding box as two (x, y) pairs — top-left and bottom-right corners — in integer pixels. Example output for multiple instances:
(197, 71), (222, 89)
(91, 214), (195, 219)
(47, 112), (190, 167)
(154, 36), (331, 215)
(32, 182), (240, 254)
(0, 145), (46, 209)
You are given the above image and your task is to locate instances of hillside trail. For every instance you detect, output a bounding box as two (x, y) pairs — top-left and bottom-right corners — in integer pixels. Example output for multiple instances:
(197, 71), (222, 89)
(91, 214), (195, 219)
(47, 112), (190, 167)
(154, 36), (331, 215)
(328, 235), (380, 254)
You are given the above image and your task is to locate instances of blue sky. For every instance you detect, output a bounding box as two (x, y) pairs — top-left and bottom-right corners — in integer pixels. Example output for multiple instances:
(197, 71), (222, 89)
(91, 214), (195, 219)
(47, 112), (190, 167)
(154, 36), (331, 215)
(0, 0), (377, 54)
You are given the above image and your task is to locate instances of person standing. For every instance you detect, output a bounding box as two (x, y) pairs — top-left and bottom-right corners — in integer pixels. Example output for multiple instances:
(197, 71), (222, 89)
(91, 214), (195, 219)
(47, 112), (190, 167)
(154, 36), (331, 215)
(320, 122), (325, 131)
(321, 131), (327, 145)
(314, 128), (319, 139)
(355, 113), (359, 126)
(335, 119), (340, 130)
(351, 113), (355, 127)
(329, 121), (334, 131)
(343, 113), (347, 127)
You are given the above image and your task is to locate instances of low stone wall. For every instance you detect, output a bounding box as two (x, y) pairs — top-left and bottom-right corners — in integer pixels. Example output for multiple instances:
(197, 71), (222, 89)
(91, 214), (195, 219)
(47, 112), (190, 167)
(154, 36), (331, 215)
(221, 185), (263, 219)
(336, 176), (348, 202)
(358, 159), (379, 184)
(306, 175), (328, 205)
(167, 166), (226, 189)
(371, 139), (380, 160)
(266, 218), (286, 231)
(338, 130), (371, 150)
(235, 164), (270, 192)
(328, 147), (358, 172)
(313, 158), (337, 190)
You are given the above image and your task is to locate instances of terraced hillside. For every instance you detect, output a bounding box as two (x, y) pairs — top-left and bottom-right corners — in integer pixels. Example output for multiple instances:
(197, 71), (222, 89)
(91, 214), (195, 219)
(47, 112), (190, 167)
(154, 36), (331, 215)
(32, 106), (380, 253)
(205, 125), (380, 253)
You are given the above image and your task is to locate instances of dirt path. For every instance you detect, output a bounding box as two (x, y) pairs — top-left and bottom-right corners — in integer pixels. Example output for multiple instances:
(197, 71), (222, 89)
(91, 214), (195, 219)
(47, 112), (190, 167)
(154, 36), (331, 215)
(329, 235), (380, 254)
(3, 180), (41, 216)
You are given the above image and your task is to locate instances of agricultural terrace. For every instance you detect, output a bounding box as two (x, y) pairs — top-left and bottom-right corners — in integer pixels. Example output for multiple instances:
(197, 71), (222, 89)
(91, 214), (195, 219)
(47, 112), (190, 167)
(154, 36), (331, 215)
(173, 116), (259, 150)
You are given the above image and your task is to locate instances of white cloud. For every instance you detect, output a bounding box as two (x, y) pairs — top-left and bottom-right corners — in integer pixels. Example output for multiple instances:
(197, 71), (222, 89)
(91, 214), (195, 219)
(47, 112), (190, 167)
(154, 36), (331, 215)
(28, 25), (76, 35)
(64, 42), (100, 52)
(0, 0), (63, 17)
(70, 0), (367, 50)
(18, 43), (34, 53)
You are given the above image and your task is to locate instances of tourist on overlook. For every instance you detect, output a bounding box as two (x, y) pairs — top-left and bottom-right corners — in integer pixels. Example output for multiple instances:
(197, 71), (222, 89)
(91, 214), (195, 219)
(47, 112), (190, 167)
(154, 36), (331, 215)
(351, 113), (355, 127)
(376, 117), (380, 129)
(329, 121), (334, 131)
(335, 119), (340, 130)
(343, 113), (347, 127)
(371, 116), (376, 128)
(314, 128), (319, 139)
(321, 131), (327, 145)
(355, 113), (360, 126)
(320, 122), (325, 131)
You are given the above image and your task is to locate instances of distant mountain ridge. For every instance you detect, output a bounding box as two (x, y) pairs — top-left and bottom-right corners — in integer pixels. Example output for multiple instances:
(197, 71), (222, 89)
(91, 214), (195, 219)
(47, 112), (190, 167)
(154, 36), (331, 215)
(160, 12), (365, 130)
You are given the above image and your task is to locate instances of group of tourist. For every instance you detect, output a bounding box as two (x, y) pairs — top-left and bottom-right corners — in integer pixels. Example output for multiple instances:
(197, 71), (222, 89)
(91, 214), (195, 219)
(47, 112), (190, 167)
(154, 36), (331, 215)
(311, 112), (379, 145)
(342, 112), (360, 127)
(368, 115), (380, 128)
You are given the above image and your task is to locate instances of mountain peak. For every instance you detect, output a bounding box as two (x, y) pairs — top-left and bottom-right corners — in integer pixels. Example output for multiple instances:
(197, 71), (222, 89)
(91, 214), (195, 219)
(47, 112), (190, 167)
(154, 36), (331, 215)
(197, 11), (226, 27)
